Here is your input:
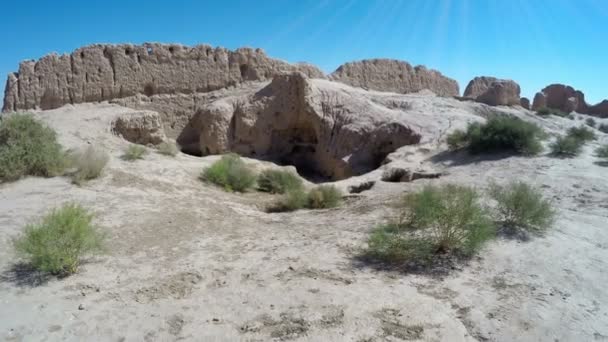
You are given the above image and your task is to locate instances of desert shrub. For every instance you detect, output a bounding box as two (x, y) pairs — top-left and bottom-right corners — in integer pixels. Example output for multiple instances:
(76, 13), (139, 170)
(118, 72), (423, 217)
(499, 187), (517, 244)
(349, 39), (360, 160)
(536, 107), (567, 117)
(586, 118), (597, 127)
(567, 126), (596, 142)
(567, 114), (576, 120)
(121, 144), (147, 161)
(364, 184), (494, 266)
(266, 189), (309, 213)
(549, 135), (583, 157)
(595, 144), (608, 159)
(0, 114), (66, 182)
(13, 203), (105, 276)
(365, 225), (435, 264)
(156, 141), (179, 157)
(68, 146), (109, 185)
(257, 169), (303, 194)
(307, 185), (342, 209)
(489, 181), (555, 234)
(446, 117), (543, 155)
(598, 123), (608, 134)
(201, 153), (256, 192)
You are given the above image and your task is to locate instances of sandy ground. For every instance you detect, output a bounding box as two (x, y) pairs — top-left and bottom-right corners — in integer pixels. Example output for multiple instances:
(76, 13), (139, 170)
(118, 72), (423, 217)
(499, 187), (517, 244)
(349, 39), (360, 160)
(1, 102), (607, 342)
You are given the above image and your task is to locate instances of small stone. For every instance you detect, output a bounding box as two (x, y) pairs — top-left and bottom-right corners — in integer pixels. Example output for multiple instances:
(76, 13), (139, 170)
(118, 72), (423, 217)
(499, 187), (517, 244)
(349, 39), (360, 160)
(78, 304), (85, 310)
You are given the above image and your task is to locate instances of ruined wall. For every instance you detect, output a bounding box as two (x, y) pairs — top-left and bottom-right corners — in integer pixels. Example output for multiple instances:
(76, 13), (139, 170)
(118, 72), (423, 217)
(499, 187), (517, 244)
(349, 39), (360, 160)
(330, 59), (459, 97)
(2, 43), (325, 112)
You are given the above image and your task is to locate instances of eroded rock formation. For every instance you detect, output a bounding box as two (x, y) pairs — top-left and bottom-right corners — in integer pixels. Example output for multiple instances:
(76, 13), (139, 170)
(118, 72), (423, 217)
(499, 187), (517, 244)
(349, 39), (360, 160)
(531, 84), (608, 117)
(330, 59), (459, 97)
(179, 72), (421, 180)
(2, 43), (325, 112)
(520, 97), (530, 110)
(463, 77), (521, 106)
(111, 110), (166, 145)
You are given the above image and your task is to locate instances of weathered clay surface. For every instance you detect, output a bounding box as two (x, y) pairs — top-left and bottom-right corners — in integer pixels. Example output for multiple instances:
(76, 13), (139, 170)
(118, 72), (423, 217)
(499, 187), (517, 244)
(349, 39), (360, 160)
(463, 77), (521, 106)
(2, 43), (325, 112)
(330, 59), (459, 97)
(184, 73), (421, 180)
(111, 110), (166, 145)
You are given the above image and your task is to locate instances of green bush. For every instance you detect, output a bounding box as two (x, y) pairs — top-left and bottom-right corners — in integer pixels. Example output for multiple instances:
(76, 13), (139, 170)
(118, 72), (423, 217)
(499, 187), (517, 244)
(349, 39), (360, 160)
(257, 169), (303, 194)
(156, 141), (179, 157)
(446, 117), (543, 155)
(266, 189), (309, 213)
(598, 123), (608, 134)
(586, 118), (597, 128)
(364, 184), (495, 265)
(595, 144), (608, 159)
(13, 204), (105, 276)
(307, 185), (343, 209)
(68, 146), (109, 185)
(0, 114), (66, 182)
(121, 144), (147, 161)
(536, 107), (567, 117)
(550, 136), (583, 157)
(567, 126), (596, 142)
(201, 154), (256, 192)
(489, 181), (555, 234)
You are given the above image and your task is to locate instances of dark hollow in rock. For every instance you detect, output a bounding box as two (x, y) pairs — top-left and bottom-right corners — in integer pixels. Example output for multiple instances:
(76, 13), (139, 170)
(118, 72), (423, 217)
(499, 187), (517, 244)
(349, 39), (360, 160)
(348, 181), (376, 194)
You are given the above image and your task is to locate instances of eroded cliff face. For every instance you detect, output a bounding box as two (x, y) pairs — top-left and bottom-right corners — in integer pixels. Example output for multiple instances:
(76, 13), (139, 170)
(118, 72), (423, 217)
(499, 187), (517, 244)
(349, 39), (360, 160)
(178, 73), (421, 180)
(2, 43), (325, 112)
(330, 59), (459, 97)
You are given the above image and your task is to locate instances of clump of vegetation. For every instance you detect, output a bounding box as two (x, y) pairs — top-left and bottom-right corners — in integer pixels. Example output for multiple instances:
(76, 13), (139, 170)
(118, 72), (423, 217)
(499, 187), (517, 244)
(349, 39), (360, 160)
(598, 123), (608, 134)
(13, 203), (105, 276)
(447, 116), (543, 155)
(266, 185), (343, 212)
(489, 181), (555, 235)
(0, 114), (66, 182)
(266, 189), (309, 213)
(536, 107), (568, 117)
(566, 114), (576, 120)
(364, 184), (495, 266)
(586, 118), (597, 128)
(257, 169), (303, 194)
(549, 135), (583, 157)
(567, 125), (596, 142)
(307, 185), (342, 209)
(200, 153), (256, 192)
(595, 144), (608, 159)
(156, 141), (179, 157)
(67, 146), (109, 185)
(121, 144), (147, 161)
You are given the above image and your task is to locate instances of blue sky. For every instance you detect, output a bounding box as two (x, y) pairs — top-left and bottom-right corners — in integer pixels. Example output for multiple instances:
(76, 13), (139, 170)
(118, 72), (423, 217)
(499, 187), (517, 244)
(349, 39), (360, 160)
(2, 0), (607, 103)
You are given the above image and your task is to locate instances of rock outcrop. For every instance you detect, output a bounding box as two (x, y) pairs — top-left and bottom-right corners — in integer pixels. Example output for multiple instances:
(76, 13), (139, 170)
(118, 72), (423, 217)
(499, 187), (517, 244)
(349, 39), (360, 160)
(531, 84), (586, 113)
(520, 97), (530, 110)
(463, 77), (521, 106)
(111, 110), (166, 145)
(2, 43), (325, 112)
(178, 72), (421, 180)
(330, 59), (459, 97)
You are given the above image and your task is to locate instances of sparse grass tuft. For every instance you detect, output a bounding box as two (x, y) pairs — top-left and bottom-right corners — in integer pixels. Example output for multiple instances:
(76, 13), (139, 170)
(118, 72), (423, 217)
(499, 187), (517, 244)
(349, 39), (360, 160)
(549, 136), (583, 157)
(13, 203), (105, 276)
(489, 181), (555, 234)
(257, 169), (303, 194)
(586, 118), (597, 128)
(536, 107), (568, 117)
(156, 141), (179, 157)
(567, 125), (596, 142)
(446, 116), (543, 155)
(0, 114), (66, 182)
(363, 184), (495, 266)
(307, 185), (343, 209)
(200, 153), (256, 192)
(266, 189), (309, 213)
(595, 144), (608, 159)
(68, 146), (109, 185)
(121, 144), (147, 161)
